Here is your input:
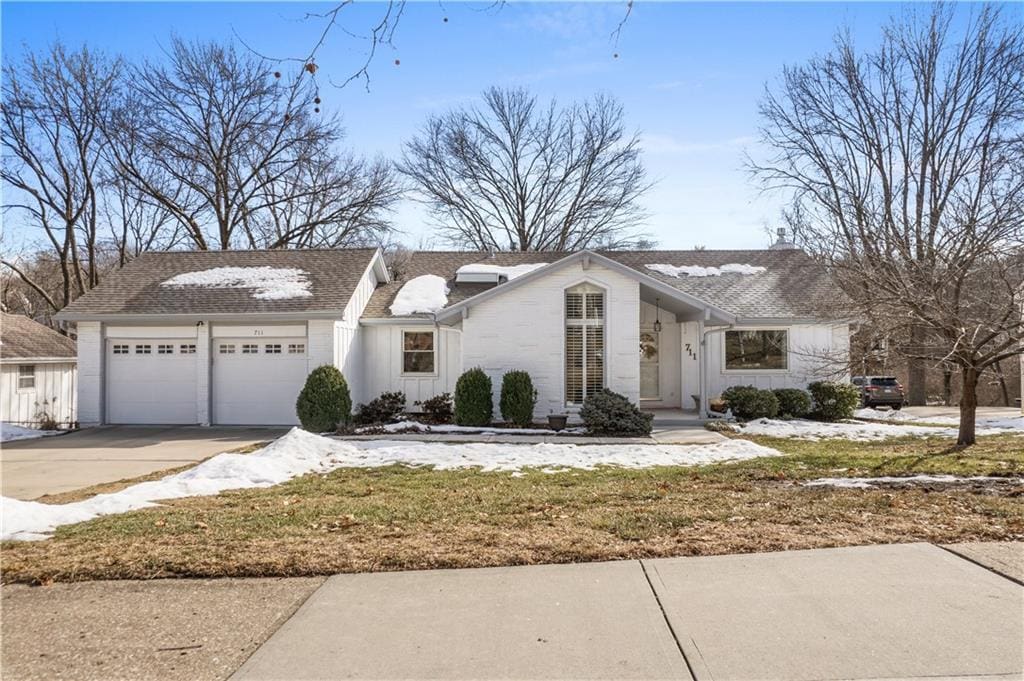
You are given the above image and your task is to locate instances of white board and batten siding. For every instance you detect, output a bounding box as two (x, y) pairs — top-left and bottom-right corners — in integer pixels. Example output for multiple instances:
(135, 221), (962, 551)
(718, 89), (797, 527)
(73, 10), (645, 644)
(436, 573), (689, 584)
(1, 361), (77, 427)
(461, 260), (640, 419)
(361, 325), (462, 409)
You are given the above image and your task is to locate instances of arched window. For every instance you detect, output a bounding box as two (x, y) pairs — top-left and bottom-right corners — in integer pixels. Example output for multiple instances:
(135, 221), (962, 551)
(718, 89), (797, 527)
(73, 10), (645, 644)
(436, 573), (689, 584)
(565, 283), (605, 404)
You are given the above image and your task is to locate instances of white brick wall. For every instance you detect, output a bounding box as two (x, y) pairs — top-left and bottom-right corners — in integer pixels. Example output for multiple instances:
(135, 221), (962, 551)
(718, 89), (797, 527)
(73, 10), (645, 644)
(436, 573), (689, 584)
(461, 260), (640, 418)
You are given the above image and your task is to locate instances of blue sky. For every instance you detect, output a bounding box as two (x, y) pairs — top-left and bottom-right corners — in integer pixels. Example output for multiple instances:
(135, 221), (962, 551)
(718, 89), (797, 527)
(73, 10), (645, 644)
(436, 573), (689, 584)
(3, 1), (1011, 250)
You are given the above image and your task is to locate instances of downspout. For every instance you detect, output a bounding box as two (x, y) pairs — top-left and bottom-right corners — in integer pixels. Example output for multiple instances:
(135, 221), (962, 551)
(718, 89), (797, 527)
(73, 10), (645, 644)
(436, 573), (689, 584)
(700, 313), (733, 419)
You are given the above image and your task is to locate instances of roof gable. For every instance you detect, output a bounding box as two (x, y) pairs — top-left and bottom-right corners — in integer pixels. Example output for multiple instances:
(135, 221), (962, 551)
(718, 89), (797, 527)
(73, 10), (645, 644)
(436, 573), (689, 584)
(1, 313), (76, 360)
(56, 249), (381, 320)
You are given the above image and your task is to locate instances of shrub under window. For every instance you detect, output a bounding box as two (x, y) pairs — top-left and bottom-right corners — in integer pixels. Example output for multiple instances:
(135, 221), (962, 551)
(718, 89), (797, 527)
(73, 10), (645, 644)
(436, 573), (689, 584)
(721, 385), (779, 420)
(354, 391), (407, 425)
(725, 330), (787, 370)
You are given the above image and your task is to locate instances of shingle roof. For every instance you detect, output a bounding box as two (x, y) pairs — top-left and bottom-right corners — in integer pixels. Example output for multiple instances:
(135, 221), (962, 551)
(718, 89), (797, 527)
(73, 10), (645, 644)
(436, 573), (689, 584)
(603, 249), (835, 318)
(57, 249), (379, 318)
(1, 313), (77, 360)
(364, 248), (836, 320)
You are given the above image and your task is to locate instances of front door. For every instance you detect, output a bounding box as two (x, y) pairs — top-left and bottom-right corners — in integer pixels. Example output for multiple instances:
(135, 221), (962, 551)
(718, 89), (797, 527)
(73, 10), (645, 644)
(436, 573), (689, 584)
(640, 330), (660, 400)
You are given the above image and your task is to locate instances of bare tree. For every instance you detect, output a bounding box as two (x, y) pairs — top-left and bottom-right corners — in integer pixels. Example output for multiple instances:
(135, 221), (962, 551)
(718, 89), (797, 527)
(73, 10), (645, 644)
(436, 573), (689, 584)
(1, 43), (123, 312)
(243, 150), (401, 249)
(398, 87), (650, 251)
(752, 5), (1024, 445)
(107, 38), (396, 250)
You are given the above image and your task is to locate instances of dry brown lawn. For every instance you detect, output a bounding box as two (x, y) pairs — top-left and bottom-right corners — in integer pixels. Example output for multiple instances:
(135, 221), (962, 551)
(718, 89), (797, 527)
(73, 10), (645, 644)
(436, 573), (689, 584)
(2, 433), (1022, 584)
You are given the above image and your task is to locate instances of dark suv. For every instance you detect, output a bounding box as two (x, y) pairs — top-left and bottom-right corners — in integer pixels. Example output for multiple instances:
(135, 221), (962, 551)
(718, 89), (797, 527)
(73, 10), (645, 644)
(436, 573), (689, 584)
(852, 376), (905, 409)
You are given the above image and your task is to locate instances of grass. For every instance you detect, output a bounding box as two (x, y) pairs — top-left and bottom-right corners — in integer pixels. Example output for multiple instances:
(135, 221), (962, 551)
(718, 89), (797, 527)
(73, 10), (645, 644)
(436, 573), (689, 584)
(2, 434), (1021, 584)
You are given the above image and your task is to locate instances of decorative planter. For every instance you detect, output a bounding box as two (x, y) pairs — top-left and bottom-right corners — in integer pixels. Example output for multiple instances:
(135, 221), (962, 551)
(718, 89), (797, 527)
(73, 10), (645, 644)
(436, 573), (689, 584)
(547, 414), (568, 431)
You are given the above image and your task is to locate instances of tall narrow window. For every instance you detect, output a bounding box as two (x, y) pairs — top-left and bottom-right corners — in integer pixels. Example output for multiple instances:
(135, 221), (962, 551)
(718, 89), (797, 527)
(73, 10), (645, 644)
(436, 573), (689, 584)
(17, 365), (35, 390)
(565, 284), (604, 404)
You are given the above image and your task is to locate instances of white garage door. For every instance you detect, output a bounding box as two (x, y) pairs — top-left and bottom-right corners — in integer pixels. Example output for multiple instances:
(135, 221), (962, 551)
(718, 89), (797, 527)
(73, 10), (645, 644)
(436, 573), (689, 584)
(107, 340), (199, 424)
(212, 338), (309, 425)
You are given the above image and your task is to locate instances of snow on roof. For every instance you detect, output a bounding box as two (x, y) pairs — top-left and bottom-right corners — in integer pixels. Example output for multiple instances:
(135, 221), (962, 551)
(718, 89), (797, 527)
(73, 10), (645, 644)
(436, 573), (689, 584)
(455, 263), (548, 280)
(389, 274), (450, 316)
(160, 267), (313, 300)
(646, 263), (767, 278)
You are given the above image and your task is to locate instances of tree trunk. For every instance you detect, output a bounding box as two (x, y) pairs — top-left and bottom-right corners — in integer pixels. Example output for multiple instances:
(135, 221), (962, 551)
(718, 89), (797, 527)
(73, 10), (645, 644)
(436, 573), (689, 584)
(993, 360), (1010, 407)
(942, 367), (953, 406)
(907, 357), (927, 406)
(957, 366), (979, 447)
(906, 327), (927, 406)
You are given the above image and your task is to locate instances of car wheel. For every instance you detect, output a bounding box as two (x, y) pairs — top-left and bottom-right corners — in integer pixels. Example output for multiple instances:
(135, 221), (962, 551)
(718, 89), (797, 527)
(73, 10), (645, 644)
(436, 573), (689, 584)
(893, 404), (902, 411)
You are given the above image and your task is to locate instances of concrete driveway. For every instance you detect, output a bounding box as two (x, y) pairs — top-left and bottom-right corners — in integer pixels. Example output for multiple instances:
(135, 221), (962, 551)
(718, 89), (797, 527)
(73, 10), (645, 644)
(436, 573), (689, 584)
(1, 426), (286, 500)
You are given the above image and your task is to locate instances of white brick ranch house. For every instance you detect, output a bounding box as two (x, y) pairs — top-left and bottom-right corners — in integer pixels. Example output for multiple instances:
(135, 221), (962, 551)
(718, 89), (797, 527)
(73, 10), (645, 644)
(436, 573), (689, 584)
(56, 247), (850, 426)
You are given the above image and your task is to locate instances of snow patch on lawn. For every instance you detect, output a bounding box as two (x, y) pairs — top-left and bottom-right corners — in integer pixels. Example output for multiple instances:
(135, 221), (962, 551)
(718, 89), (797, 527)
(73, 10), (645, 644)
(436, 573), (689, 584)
(0, 428), (780, 541)
(732, 417), (1021, 441)
(455, 263), (547, 280)
(804, 475), (1024, 489)
(390, 275), (450, 315)
(854, 408), (1024, 430)
(362, 420), (586, 436)
(1, 424), (65, 443)
(646, 263), (766, 278)
(161, 267), (312, 300)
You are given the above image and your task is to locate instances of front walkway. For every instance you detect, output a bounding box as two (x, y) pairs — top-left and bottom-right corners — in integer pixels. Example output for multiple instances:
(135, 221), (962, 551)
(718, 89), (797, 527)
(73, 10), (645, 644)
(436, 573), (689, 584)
(0, 426), (286, 500)
(4, 543), (1020, 681)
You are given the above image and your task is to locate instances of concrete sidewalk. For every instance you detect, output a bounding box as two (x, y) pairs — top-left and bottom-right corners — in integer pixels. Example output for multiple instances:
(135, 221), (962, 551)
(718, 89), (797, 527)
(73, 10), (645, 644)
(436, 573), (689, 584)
(3, 543), (1021, 681)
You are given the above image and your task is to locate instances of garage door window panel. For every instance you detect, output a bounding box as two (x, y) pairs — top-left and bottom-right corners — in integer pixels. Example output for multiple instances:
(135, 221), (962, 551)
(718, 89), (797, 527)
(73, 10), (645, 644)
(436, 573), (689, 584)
(135, 344), (151, 355)
(242, 344), (258, 354)
(219, 344), (236, 354)
(265, 344), (282, 354)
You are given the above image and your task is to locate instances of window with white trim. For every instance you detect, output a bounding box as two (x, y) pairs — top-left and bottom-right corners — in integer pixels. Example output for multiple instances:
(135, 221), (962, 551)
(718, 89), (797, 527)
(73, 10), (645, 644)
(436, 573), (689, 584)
(724, 330), (788, 370)
(158, 344), (174, 355)
(265, 344), (282, 354)
(112, 344), (129, 355)
(242, 344), (259, 354)
(135, 344), (151, 355)
(180, 344), (196, 354)
(565, 283), (604, 404)
(402, 331), (435, 374)
(17, 365), (35, 390)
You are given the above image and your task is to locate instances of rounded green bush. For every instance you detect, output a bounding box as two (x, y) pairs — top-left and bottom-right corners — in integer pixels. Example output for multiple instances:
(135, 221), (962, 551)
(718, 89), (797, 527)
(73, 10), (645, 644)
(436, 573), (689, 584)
(296, 365), (351, 432)
(580, 388), (654, 436)
(721, 385), (779, 420)
(772, 388), (812, 419)
(499, 370), (538, 427)
(808, 381), (861, 421)
(454, 367), (494, 426)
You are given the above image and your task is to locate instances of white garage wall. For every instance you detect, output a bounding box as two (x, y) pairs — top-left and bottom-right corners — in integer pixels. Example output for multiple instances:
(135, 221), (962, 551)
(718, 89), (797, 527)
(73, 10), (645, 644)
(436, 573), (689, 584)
(461, 260), (640, 419)
(1, 362), (76, 426)
(76, 321), (103, 426)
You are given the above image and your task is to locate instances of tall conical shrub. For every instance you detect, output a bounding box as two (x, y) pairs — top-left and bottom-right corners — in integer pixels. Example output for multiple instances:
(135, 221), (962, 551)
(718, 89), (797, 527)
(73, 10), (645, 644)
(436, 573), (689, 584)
(454, 367), (493, 426)
(296, 365), (351, 432)
(500, 370), (537, 426)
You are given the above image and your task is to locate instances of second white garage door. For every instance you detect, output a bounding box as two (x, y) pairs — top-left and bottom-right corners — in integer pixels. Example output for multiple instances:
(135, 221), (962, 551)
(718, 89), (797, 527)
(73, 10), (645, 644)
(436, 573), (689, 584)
(212, 338), (309, 425)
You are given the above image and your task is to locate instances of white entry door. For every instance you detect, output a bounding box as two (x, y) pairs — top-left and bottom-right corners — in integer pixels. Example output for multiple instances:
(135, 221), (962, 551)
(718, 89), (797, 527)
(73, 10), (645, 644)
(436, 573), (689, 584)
(640, 330), (660, 400)
(212, 338), (309, 425)
(107, 339), (198, 424)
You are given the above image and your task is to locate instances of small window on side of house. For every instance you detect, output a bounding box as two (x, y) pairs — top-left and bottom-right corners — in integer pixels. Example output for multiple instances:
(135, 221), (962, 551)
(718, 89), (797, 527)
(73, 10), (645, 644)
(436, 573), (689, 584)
(17, 365), (35, 390)
(402, 331), (435, 374)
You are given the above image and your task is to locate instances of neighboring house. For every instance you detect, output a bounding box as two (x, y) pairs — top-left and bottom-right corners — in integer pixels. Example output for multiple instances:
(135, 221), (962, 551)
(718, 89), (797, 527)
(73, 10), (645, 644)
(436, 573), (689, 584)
(56, 247), (849, 427)
(1, 313), (77, 427)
